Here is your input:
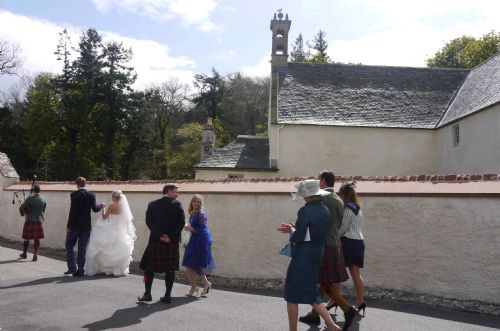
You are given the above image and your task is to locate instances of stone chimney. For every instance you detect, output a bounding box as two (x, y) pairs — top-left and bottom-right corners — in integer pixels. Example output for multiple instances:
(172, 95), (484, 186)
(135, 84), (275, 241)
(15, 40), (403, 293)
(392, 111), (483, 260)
(200, 118), (215, 160)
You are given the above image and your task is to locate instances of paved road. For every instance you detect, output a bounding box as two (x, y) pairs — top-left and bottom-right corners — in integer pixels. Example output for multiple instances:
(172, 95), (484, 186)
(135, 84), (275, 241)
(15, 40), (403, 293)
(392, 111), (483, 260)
(1, 245), (499, 331)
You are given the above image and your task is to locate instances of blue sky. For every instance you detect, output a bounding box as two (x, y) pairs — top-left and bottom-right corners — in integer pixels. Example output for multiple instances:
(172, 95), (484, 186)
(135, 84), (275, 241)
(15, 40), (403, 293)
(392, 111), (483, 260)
(1, 0), (499, 92)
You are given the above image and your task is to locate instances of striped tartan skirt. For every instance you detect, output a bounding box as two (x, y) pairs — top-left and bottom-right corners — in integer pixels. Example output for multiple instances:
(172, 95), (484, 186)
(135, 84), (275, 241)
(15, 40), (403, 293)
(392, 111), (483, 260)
(318, 246), (349, 285)
(140, 240), (180, 273)
(22, 221), (45, 240)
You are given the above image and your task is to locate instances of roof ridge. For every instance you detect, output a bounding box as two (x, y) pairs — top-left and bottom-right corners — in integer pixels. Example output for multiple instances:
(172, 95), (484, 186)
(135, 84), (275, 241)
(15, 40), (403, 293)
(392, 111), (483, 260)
(285, 62), (471, 72)
(436, 70), (471, 128)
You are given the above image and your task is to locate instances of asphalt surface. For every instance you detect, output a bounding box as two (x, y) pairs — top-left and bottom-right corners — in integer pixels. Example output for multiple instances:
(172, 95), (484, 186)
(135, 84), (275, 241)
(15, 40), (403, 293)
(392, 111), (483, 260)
(1, 245), (499, 331)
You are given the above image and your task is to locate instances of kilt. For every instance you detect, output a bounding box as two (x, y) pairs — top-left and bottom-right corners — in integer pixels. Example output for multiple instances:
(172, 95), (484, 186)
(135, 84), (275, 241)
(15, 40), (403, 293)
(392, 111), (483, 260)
(140, 240), (179, 273)
(22, 221), (45, 240)
(341, 237), (365, 268)
(318, 246), (349, 285)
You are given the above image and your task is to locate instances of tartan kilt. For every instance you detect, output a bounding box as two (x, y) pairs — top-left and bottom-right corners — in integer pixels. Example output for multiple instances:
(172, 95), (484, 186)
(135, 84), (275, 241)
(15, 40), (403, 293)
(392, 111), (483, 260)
(140, 240), (179, 273)
(318, 246), (349, 285)
(22, 221), (45, 240)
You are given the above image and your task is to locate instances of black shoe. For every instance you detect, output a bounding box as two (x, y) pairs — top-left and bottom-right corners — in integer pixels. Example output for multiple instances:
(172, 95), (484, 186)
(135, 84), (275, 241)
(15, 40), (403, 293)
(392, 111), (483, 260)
(298, 313), (320, 326)
(357, 303), (366, 316)
(137, 294), (152, 302)
(160, 296), (171, 304)
(73, 269), (84, 277)
(19, 253), (27, 259)
(64, 269), (76, 275)
(32, 255), (38, 262)
(343, 306), (358, 330)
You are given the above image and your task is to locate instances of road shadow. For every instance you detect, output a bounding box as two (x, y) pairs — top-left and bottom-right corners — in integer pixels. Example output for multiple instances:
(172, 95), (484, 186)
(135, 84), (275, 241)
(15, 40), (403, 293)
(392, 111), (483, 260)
(0, 258), (28, 265)
(363, 299), (500, 329)
(82, 297), (195, 330)
(0, 275), (112, 290)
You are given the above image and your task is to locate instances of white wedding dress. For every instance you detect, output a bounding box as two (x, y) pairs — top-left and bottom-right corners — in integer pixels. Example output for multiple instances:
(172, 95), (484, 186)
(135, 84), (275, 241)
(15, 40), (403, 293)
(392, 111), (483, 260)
(84, 195), (137, 276)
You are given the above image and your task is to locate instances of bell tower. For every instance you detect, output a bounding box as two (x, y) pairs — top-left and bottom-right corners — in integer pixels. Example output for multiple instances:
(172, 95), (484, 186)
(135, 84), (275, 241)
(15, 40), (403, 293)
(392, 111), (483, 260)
(270, 10), (291, 68)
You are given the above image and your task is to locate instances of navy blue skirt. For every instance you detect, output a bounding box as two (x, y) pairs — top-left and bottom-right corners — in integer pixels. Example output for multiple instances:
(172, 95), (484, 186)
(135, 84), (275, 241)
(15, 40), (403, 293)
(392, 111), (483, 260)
(341, 237), (365, 268)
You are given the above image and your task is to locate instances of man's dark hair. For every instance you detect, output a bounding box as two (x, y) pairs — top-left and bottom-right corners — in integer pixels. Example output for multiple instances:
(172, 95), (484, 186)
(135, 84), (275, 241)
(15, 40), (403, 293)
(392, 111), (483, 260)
(75, 177), (86, 187)
(163, 184), (178, 194)
(319, 170), (335, 187)
(33, 184), (41, 193)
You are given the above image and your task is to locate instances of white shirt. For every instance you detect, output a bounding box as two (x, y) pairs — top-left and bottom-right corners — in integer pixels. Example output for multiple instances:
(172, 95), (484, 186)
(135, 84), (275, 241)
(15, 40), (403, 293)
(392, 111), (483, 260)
(339, 207), (364, 240)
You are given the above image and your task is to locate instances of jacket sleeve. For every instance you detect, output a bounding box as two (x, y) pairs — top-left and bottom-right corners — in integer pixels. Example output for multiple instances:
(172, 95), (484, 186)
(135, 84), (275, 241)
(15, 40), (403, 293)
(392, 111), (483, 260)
(90, 192), (102, 212)
(67, 193), (77, 229)
(145, 202), (163, 239)
(339, 208), (350, 237)
(290, 208), (308, 244)
(169, 201), (186, 243)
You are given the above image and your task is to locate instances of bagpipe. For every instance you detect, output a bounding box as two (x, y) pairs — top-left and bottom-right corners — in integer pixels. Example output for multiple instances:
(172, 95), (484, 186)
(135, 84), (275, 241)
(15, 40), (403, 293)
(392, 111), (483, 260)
(13, 173), (37, 217)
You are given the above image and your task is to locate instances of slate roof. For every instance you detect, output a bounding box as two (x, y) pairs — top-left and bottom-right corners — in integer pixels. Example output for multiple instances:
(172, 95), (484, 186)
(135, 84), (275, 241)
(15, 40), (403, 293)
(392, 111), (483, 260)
(438, 52), (500, 127)
(194, 136), (275, 170)
(276, 63), (470, 128)
(0, 152), (19, 178)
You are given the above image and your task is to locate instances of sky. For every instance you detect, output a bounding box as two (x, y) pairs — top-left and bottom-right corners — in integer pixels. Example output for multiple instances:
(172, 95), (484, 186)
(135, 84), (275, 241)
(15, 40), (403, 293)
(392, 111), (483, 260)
(0, 0), (499, 93)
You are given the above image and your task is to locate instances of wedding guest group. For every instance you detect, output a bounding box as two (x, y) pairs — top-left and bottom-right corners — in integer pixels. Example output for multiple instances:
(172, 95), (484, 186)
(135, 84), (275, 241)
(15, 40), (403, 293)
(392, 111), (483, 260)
(19, 184), (46, 262)
(278, 179), (343, 331)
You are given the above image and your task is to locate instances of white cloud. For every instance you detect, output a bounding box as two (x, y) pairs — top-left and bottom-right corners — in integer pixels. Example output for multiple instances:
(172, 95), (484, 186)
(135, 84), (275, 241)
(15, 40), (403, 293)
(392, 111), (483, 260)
(0, 9), (196, 91)
(241, 55), (270, 77)
(90, 0), (219, 32)
(332, 0), (500, 66)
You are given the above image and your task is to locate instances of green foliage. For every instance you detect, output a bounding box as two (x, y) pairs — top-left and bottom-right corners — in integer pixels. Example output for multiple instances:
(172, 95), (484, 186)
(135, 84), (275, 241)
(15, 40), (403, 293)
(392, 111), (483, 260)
(290, 33), (306, 62)
(1, 29), (270, 181)
(427, 31), (500, 69)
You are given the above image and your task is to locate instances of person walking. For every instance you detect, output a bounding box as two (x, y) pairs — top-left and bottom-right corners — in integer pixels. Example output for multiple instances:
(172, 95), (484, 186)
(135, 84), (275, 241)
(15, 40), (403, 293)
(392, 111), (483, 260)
(338, 181), (366, 315)
(65, 177), (104, 277)
(182, 194), (215, 297)
(299, 171), (358, 330)
(278, 179), (342, 331)
(19, 184), (46, 262)
(138, 184), (185, 304)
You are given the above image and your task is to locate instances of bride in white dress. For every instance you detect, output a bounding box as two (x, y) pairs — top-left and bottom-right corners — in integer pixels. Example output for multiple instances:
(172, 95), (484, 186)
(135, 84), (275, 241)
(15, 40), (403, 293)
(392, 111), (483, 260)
(84, 191), (136, 276)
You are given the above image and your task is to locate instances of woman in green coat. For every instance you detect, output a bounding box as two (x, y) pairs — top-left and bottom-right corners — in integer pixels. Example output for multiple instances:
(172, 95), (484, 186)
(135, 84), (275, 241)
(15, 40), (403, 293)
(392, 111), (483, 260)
(278, 180), (341, 331)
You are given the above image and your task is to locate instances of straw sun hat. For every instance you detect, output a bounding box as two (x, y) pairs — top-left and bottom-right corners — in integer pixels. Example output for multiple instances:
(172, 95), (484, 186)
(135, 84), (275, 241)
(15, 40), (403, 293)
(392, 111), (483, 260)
(292, 179), (329, 200)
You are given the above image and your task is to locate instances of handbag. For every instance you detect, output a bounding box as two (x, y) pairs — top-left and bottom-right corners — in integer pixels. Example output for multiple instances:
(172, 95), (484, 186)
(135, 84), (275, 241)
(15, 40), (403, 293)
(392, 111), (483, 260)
(279, 242), (292, 257)
(181, 228), (192, 248)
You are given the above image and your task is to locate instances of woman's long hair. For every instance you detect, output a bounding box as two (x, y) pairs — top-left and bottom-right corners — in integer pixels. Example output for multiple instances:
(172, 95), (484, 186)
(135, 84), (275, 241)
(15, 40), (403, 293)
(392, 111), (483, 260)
(188, 194), (203, 216)
(339, 181), (361, 208)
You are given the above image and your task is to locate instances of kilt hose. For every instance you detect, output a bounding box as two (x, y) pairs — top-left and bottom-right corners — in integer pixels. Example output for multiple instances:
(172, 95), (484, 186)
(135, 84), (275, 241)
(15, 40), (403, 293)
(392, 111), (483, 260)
(140, 240), (180, 273)
(318, 246), (349, 285)
(22, 221), (45, 240)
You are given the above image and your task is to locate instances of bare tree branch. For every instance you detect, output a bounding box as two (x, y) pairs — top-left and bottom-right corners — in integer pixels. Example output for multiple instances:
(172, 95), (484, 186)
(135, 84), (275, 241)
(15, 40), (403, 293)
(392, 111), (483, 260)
(0, 40), (24, 76)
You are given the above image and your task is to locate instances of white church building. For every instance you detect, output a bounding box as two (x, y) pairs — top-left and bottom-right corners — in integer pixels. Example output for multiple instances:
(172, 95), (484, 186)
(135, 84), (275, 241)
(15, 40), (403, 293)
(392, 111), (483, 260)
(195, 11), (500, 179)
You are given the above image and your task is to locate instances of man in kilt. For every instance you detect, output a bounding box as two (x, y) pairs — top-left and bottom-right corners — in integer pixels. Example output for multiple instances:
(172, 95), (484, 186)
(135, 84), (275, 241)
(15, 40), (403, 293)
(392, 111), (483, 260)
(65, 177), (104, 277)
(138, 184), (185, 304)
(19, 184), (46, 261)
(299, 171), (359, 330)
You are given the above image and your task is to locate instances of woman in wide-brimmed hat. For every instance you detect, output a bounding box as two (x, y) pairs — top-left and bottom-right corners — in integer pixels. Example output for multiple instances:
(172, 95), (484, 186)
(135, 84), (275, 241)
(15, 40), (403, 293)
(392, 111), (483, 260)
(277, 179), (342, 331)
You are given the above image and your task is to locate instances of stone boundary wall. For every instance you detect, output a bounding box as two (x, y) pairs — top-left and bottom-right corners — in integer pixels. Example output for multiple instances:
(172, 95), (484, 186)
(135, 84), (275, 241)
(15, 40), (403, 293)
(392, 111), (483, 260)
(11, 173), (500, 184)
(1, 174), (499, 315)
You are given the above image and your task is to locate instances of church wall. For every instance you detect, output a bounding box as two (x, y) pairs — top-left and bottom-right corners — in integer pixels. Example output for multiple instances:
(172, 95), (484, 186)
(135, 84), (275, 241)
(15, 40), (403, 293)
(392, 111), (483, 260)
(275, 124), (438, 176)
(1, 179), (499, 304)
(437, 104), (500, 173)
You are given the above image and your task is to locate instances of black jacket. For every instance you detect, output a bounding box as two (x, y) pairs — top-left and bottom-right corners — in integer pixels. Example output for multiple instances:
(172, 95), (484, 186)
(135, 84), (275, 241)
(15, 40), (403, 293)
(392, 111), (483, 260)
(67, 188), (102, 231)
(146, 196), (185, 243)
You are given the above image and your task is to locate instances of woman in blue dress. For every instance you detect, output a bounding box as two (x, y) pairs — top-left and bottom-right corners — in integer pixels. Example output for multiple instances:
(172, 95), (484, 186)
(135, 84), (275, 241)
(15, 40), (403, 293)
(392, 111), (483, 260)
(278, 180), (342, 331)
(182, 195), (215, 297)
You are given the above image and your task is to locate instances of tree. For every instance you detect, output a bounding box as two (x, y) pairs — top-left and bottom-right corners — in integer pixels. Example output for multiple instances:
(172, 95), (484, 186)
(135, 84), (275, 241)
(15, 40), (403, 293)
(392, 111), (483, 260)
(427, 31), (500, 69)
(168, 122), (203, 179)
(193, 68), (224, 119)
(0, 40), (23, 76)
(290, 33), (306, 62)
(308, 30), (330, 63)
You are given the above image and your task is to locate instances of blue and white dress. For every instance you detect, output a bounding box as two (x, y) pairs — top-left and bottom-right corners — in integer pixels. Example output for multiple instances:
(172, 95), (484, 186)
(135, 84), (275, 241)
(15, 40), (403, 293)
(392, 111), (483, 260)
(182, 211), (216, 275)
